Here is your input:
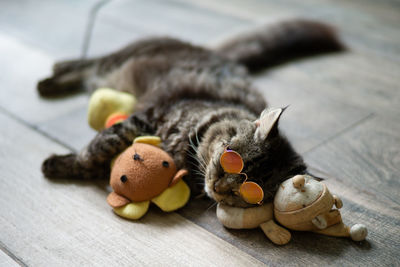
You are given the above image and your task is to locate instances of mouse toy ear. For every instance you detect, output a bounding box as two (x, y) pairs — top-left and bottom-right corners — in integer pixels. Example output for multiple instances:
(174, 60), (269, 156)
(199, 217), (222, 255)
(254, 107), (285, 141)
(133, 136), (162, 147)
(107, 192), (131, 208)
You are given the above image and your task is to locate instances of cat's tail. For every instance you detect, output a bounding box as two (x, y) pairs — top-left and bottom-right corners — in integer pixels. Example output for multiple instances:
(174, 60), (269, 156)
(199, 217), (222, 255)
(215, 19), (344, 72)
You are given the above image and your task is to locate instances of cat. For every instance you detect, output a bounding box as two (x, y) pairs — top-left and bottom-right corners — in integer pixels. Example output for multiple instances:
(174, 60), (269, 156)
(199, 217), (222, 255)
(39, 19), (343, 207)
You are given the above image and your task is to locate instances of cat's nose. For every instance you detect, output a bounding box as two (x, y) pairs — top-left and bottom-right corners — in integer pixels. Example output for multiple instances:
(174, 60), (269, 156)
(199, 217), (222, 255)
(214, 179), (231, 193)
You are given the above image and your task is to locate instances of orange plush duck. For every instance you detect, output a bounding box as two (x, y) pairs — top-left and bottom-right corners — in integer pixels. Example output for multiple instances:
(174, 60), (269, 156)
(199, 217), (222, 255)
(107, 136), (190, 220)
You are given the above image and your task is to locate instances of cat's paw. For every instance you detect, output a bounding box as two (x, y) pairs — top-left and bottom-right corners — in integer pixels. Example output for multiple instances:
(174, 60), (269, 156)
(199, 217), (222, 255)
(37, 76), (82, 97)
(42, 153), (78, 179)
(37, 77), (58, 97)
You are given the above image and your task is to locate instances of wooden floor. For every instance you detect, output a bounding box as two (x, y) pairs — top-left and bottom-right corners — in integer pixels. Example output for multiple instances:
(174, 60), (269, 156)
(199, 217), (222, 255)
(1, 0), (399, 266)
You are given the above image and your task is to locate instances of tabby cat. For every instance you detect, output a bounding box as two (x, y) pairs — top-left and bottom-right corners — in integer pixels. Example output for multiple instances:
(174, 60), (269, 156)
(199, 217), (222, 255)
(39, 19), (342, 207)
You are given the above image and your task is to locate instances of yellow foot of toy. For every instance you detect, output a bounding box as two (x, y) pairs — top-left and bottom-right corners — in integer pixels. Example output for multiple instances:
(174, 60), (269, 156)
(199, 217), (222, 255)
(151, 180), (190, 212)
(113, 201), (150, 220)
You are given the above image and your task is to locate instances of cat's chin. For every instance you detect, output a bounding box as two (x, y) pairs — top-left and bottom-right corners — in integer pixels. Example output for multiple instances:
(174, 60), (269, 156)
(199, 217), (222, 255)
(204, 178), (251, 207)
(206, 190), (253, 208)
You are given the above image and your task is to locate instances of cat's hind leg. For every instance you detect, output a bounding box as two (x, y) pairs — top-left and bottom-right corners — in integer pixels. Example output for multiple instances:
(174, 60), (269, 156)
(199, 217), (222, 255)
(37, 58), (96, 97)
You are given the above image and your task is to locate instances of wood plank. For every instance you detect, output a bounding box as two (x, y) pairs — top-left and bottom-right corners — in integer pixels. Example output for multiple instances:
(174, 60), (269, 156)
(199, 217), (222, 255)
(253, 69), (371, 153)
(180, 0), (400, 61)
(85, 17), (146, 57)
(0, 111), (263, 266)
(0, 0), (99, 58)
(0, 32), (89, 125)
(304, 115), (400, 207)
(0, 249), (19, 267)
(38, 106), (96, 152)
(89, 0), (253, 56)
(255, 51), (400, 118)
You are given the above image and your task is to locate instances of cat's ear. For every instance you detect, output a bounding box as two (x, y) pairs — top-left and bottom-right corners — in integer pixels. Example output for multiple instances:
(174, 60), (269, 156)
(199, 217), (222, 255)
(254, 107), (284, 141)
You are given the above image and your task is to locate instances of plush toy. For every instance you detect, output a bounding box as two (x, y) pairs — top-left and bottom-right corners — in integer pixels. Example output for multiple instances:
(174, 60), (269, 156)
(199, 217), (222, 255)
(217, 174), (367, 245)
(87, 88), (190, 220)
(87, 88), (137, 131)
(107, 136), (190, 220)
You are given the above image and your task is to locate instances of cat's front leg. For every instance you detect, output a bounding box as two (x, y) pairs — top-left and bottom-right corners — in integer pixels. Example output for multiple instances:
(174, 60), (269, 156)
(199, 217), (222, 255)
(42, 114), (153, 179)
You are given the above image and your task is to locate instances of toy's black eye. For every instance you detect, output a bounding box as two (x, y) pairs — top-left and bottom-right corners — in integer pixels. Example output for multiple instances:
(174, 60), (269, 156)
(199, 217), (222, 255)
(162, 161), (169, 168)
(133, 153), (143, 161)
(120, 175), (127, 183)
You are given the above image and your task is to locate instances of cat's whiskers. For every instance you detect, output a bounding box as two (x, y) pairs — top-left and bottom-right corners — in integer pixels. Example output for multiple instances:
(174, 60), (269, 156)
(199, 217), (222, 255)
(204, 201), (218, 213)
(185, 152), (207, 181)
(192, 170), (206, 178)
(187, 134), (207, 175)
(186, 148), (206, 173)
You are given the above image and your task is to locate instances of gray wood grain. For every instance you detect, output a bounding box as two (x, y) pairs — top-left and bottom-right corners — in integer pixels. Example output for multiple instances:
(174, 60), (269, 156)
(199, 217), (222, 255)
(253, 67), (371, 153)
(0, 111), (263, 267)
(0, 249), (19, 267)
(38, 106), (96, 152)
(304, 115), (400, 207)
(88, 0), (253, 56)
(85, 17), (146, 58)
(0, 32), (88, 125)
(0, 0), (98, 58)
(255, 52), (400, 118)
(181, 0), (400, 61)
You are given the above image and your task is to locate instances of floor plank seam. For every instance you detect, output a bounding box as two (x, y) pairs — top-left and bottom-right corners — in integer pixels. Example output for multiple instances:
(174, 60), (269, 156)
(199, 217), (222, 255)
(175, 214), (266, 265)
(176, 213), (268, 264)
(0, 105), (76, 153)
(0, 241), (27, 267)
(303, 112), (375, 155)
(81, 0), (112, 58)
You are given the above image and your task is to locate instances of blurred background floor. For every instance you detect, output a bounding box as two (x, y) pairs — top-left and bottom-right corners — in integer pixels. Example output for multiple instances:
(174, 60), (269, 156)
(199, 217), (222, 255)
(0, 0), (399, 266)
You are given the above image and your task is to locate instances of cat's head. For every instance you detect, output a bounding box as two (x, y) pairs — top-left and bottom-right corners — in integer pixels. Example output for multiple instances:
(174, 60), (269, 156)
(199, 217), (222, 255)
(199, 107), (307, 207)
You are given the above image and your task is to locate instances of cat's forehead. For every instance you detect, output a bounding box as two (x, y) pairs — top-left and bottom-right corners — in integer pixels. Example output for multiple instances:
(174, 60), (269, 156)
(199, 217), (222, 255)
(234, 120), (257, 137)
(229, 124), (264, 156)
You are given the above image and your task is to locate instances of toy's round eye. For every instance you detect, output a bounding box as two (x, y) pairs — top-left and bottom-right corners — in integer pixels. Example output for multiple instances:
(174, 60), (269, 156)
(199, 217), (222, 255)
(162, 161), (169, 168)
(120, 175), (128, 183)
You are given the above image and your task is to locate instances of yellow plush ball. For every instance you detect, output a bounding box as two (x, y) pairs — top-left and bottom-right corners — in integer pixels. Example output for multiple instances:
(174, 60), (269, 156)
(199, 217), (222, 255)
(87, 88), (137, 131)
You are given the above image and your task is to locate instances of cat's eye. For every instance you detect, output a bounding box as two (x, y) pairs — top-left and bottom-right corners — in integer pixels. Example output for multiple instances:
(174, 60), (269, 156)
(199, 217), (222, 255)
(220, 148), (264, 205)
(120, 175), (128, 183)
(162, 161), (169, 168)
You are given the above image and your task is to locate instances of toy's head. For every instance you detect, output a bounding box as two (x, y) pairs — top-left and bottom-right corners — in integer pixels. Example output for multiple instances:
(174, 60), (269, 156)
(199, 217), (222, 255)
(274, 175), (336, 231)
(107, 139), (188, 208)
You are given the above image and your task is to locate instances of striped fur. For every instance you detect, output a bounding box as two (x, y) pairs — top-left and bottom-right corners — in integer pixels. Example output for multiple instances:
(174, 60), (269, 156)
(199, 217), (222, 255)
(39, 19), (342, 207)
